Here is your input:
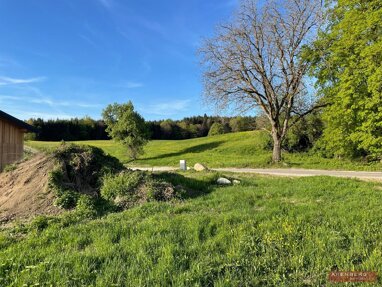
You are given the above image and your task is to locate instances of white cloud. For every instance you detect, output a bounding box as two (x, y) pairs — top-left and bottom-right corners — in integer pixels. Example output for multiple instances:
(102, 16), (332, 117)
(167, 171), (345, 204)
(142, 99), (191, 116)
(0, 76), (46, 86)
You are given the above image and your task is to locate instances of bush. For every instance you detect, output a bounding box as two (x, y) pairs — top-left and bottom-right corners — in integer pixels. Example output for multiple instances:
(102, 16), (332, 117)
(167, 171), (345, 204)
(75, 195), (98, 218)
(54, 191), (79, 209)
(208, 122), (225, 136)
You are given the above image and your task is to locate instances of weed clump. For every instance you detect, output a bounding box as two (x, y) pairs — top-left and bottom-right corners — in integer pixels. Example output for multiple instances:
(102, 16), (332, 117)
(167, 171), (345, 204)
(49, 143), (124, 210)
(101, 171), (182, 209)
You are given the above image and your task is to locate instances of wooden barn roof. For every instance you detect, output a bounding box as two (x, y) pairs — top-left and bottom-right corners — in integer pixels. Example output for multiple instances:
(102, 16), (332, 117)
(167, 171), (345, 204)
(0, 110), (37, 132)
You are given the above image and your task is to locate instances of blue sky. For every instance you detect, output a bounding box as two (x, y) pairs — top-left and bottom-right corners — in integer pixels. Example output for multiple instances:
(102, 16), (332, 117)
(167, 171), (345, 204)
(0, 0), (238, 120)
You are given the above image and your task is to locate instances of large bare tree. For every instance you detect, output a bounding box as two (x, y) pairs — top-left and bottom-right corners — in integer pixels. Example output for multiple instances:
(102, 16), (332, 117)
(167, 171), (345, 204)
(200, 0), (323, 162)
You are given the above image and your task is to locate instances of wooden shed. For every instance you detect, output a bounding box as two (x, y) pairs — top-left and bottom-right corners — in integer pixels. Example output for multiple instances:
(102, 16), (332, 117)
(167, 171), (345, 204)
(0, 110), (36, 170)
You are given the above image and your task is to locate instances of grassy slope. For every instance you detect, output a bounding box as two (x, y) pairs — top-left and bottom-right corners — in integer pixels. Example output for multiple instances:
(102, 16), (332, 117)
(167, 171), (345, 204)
(1, 173), (382, 286)
(28, 131), (382, 171)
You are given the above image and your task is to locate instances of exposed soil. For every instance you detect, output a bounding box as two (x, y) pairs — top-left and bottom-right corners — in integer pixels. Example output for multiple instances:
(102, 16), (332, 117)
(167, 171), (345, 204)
(0, 153), (61, 224)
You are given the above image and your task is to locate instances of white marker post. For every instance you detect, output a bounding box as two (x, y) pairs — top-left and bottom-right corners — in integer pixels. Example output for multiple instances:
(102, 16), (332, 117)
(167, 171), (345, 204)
(180, 160), (187, 171)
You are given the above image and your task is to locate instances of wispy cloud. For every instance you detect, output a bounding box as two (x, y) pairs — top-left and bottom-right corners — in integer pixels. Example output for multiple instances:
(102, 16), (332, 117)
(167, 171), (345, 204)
(10, 110), (74, 120)
(30, 98), (102, 108)
(0, 95), (101, 109)
(141, 99), (191, 116)
(0, 76), (46, 86)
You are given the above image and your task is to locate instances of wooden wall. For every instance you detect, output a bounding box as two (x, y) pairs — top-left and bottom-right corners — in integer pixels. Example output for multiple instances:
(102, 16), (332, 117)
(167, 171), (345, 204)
(0, 119), (24, 171)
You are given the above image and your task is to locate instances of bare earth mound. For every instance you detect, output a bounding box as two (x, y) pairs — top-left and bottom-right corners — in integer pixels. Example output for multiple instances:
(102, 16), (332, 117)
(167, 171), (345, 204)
(0, 153), (61, 224)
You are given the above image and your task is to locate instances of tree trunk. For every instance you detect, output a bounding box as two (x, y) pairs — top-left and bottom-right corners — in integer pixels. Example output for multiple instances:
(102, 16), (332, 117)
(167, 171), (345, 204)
(272, 135), (282, 163)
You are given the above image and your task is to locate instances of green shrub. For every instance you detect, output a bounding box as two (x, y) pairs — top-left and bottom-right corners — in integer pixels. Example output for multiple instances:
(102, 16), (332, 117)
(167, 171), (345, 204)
(75, 195), (98, 218)
(54, 190), (79, 209)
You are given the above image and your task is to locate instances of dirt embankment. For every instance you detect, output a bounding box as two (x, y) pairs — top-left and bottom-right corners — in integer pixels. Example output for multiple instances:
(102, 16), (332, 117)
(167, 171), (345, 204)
(0, 153), (61, 224)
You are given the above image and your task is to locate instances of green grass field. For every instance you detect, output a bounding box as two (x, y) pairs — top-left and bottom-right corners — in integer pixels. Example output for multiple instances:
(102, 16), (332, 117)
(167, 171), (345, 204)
(27, 131), (382, 171)
(1, 173), (382, 286)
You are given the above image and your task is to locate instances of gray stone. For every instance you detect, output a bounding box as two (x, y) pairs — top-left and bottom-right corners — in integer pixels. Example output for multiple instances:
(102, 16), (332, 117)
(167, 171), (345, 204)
(217, 177), (232, 185)
(194, 163), (208, 171)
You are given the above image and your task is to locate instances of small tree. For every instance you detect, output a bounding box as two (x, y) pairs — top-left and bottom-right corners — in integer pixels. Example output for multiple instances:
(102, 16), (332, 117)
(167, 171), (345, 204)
(102, 101), (149, 160)
(208, 122), (225, 136)
(200, 0), (323, 162)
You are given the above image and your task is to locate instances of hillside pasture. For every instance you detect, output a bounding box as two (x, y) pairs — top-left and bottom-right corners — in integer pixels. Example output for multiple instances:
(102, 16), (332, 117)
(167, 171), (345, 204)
(27, 131), (382, 171)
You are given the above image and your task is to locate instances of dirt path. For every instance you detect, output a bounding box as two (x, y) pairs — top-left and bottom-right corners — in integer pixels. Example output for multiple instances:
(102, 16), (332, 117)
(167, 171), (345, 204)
(131, 166), (382, 181)
(0, 153), (60, 223)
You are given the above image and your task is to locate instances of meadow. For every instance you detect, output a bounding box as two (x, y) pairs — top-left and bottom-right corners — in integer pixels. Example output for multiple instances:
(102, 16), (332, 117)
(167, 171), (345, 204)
(1, 172), (382, 286)
(28, 131), (382, 171)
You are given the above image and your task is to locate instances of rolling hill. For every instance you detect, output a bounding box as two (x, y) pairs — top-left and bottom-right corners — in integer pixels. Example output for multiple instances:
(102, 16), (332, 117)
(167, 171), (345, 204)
(28, 131), (382, 171)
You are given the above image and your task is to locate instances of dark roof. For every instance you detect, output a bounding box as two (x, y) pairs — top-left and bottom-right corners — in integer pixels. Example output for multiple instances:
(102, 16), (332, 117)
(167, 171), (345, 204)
(0, 110), (37, 132)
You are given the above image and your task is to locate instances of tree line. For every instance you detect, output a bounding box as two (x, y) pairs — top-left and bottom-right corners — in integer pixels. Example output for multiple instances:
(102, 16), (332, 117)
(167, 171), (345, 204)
(25, 115), (257, 141)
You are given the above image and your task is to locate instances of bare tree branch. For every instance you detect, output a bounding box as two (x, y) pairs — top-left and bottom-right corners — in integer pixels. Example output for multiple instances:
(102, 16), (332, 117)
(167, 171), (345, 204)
(200, 0), (323, 162)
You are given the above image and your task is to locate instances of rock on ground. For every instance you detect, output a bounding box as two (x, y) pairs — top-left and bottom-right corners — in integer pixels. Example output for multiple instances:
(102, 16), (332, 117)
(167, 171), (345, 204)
(217, 177), (232, 185)
(194, 163), (208, 172)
